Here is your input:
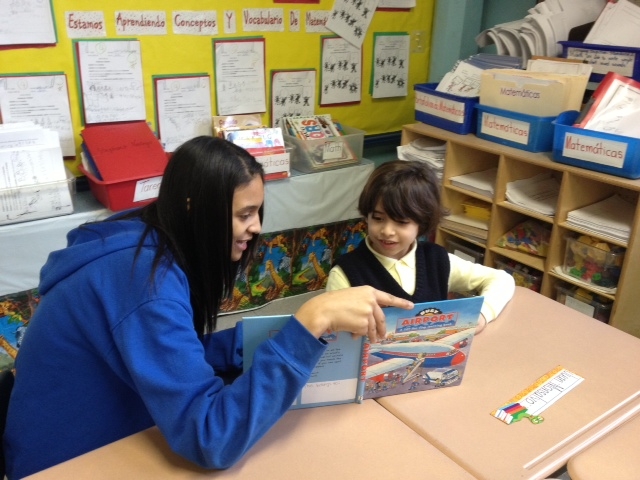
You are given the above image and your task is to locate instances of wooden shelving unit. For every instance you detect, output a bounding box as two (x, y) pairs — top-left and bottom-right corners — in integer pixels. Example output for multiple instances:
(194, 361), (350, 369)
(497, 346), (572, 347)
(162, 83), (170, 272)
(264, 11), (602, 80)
(402, 122), (640, 338)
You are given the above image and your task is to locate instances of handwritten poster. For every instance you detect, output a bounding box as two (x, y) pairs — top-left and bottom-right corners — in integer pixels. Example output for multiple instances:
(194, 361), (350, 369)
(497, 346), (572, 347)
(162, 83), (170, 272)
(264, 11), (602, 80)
(371, 33), (409, 99)
(0, 74), (76, 157)
(271, 70), (316, 127)
(320, 36), (362, 106)
(0, 0), (56, 46)
(326, 0), (379, 49)
(154, 75), (213, 152)
(75, 40), (146, 124)
(213, 38), (267, 115)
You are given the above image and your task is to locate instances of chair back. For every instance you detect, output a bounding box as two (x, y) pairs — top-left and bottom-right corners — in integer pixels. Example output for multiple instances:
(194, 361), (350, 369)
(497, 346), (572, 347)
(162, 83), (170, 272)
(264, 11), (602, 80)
(0, 370), (15, 479)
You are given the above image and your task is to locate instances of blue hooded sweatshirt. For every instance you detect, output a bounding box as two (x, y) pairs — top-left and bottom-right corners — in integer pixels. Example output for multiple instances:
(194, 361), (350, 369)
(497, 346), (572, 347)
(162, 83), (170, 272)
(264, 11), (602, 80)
(3, 216), (326, 479)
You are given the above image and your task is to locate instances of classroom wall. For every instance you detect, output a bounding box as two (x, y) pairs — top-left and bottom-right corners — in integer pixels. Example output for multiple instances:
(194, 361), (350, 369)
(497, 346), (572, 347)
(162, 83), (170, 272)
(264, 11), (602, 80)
(428, 0), (535, 82)
(0, 0), (435, 173)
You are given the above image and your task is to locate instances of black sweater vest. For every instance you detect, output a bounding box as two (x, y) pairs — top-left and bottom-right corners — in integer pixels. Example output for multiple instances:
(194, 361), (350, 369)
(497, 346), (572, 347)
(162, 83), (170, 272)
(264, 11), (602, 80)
(334, 240), (450, 302)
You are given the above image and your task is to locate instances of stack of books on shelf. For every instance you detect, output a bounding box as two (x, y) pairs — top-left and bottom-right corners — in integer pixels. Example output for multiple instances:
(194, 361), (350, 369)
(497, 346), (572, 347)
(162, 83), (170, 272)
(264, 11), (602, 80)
(505, 172), (560, 217)
(566, 194), (634, 243)
(449, 167), (497, 199)
(215, 114), (290, 181)
(0, 121), (74, 225)
(440, 198), (490, 242)
(397, 137), (446, 180)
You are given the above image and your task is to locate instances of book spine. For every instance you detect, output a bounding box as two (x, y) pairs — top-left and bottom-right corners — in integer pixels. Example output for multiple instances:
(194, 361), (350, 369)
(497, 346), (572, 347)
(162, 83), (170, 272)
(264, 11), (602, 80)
(355, 337), (370, 403)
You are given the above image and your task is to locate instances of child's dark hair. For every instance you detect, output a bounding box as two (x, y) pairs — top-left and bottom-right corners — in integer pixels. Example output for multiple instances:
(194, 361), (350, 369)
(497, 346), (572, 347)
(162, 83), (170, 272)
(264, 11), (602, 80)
(358, 160), (447, 237)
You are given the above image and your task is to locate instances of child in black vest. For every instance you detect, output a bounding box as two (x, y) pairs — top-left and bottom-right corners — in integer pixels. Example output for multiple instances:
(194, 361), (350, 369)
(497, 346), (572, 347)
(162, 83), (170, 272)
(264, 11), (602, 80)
(327, 160), (515, 333)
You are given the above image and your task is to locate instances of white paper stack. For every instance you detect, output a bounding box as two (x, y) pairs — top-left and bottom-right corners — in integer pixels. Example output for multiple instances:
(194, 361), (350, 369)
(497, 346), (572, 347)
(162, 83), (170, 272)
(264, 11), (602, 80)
(475, 0), (606, 63)
(505, 172), (560, 217)
(567, 195), (634, 243)
(435, 54), (522, 98)
(397, 137), (446, 180)
(0, 121), (73, 225)
(450, 168), (497, 199)
(440, 214), (489, 242)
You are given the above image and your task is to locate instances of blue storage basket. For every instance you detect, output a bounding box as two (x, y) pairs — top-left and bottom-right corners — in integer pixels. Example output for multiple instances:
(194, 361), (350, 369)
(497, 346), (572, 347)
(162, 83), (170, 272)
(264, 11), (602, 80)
(474, 104), (557, 152)
(414, 83), (478, 135)
(559, 41), (640, 83)
(552, 111), (640, 179)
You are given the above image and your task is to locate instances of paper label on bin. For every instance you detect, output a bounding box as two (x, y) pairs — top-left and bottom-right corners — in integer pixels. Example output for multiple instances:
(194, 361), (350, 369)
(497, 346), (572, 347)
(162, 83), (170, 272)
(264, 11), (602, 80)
(134, 176), (162, 203)
(561, 133), (627, 168)
(255, 152), (290, 175)
(566, 47), (635, 77)
(563, 295), (596, 318)
(323, 141), (345, 161)
(479, 112), (530, 145)
(415, 91), (466, 124)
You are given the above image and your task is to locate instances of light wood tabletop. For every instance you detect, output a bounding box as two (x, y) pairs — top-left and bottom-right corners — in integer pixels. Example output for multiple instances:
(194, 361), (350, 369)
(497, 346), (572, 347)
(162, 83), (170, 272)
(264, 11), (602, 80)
(378, 287), (640, 480)
(24, 399), (475, 480)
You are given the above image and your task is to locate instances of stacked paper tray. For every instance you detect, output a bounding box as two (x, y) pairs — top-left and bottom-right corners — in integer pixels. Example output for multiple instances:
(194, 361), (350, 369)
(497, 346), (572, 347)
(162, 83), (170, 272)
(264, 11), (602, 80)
(552, 111), (640, 179)
(414, 83), (478, 135)
(475, 104), (557, 153)
(559, 41), (640, 83)
(0, 168), (76, 225)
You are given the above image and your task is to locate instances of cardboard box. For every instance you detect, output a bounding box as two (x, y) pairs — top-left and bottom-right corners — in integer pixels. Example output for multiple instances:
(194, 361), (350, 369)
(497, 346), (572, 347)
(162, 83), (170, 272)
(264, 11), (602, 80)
(414, 83), (478, 135)
(479, 69), (586, 117)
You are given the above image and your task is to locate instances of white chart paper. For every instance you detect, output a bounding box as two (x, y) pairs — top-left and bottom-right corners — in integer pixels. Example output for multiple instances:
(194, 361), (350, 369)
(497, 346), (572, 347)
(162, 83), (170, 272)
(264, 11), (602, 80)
(76, 40), (146, 124)
(0, 75), (76, 157)
(214, 38), (267, 115)
(155, 75), (213, 152)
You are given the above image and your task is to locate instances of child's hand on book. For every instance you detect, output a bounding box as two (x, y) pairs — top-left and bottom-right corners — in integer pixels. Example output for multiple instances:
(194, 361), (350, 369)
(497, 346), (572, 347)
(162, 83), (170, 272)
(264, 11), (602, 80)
(294, 286), (414, 343)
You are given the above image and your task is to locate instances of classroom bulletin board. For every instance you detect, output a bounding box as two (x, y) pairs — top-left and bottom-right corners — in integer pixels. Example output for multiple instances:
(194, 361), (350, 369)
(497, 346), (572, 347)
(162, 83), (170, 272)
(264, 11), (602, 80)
(0, 0), (435, 173)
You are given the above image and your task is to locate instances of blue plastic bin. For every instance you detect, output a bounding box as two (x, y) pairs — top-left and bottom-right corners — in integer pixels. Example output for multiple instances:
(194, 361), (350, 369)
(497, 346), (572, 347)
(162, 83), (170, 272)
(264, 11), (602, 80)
(559, 41), (640, 83)
(474, 104), (557, 152)
(414, 83), (478, 135)
(552, 111), (640, 179)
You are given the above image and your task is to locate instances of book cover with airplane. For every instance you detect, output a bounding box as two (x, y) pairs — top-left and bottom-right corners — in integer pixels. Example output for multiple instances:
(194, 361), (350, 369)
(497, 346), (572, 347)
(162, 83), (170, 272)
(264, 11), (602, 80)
(242, 296), (483, 409)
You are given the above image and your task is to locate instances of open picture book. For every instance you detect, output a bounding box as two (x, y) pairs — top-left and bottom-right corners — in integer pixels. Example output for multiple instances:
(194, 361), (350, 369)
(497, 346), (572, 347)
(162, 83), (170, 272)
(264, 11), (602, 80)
(243, 295), (484, 409)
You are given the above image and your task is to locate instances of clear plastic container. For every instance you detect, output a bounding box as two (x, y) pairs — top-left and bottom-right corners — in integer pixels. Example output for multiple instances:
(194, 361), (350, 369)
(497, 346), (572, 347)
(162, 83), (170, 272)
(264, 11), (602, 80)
(446, 238), (485, 264)
(563, 236), (625, 289)
(0, 167), (76, 225)
(555, 284), (613, 323)
(284, 125), (364, 173)
(495, 258), (542, 292)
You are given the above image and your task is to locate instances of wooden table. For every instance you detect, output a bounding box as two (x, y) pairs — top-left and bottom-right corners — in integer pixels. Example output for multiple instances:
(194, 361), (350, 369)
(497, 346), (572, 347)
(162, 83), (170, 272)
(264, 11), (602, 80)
(24, 400), (475, 479)
(378, 287), (640, 480)
(567, 411), (640, 480)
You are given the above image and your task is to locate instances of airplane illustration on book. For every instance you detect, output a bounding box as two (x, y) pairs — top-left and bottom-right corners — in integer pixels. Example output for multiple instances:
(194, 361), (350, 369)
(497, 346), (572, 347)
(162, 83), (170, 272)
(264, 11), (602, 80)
(366, 329), (473, 384)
